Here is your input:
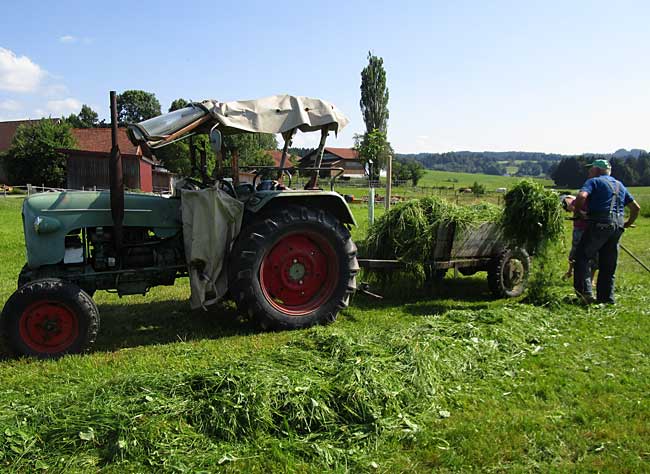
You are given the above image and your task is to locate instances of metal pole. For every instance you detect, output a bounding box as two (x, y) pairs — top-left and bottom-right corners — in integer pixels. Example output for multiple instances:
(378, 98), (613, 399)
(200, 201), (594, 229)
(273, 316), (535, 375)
(620, 243), (650, 273)
(278, 128), (296, 181)
(369, 186), (375, 225)
(109, 90), (124, 253)
(306, 127), (329, 189)
(385, 152), (392, 210)
(368, 161), (375, 225)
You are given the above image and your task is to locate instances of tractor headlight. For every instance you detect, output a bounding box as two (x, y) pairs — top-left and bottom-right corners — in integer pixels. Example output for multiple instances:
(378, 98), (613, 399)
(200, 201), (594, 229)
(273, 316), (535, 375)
(33, 216), (61, 234)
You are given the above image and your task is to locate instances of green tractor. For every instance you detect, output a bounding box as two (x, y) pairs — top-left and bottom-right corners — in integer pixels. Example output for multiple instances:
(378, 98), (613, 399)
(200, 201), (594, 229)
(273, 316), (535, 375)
(1, 94), (359, 358)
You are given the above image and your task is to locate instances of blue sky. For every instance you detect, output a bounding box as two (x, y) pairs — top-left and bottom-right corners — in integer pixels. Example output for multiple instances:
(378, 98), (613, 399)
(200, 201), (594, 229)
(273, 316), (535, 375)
(1, 0), (648, 154)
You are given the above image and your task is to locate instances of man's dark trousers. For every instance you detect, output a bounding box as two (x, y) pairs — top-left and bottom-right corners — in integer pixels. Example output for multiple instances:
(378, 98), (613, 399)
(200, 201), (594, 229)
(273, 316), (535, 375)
(573, 221), (624, 304)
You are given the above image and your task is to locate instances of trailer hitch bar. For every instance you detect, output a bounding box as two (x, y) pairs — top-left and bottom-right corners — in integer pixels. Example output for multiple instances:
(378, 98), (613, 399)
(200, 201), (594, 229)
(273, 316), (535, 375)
(357, 282), (383, 299)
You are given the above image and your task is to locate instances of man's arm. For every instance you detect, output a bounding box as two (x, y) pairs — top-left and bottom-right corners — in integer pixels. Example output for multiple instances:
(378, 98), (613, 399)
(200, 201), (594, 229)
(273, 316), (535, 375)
(625, 200), (640, 228)
(573, 191), (589, 214)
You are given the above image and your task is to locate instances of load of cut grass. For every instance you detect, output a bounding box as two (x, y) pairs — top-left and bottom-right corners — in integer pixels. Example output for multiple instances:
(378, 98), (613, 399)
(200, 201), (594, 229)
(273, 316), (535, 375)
(363, 181), (563, 275)
(501, 179), (563, 254)
(364, 196), (501, 271)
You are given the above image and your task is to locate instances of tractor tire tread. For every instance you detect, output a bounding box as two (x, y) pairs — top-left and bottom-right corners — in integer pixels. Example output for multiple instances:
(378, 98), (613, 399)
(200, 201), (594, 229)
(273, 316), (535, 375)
(1, 278), (99, 358)
(229, 205), (358, 330)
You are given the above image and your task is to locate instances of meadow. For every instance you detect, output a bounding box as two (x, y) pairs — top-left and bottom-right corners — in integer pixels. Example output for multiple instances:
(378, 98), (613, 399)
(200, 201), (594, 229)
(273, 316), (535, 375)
(0, 183), (649, 473)
(317, 169), (553, 204)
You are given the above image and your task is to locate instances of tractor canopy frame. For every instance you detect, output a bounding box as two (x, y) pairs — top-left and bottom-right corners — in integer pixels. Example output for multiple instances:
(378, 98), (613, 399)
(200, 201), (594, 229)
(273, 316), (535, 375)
(127, 94), (350, 189)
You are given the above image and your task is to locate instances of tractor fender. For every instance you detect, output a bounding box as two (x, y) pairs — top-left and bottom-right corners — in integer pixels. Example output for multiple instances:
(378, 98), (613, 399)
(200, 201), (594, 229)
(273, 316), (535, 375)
(246, 191), (356, 226)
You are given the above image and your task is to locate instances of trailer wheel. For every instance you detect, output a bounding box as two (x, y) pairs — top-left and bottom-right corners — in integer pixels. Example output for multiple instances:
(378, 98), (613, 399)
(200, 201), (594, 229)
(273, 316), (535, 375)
(229, 206), (358, 330)
(488, 247), (530, 298)
(1, 279), (99, 358)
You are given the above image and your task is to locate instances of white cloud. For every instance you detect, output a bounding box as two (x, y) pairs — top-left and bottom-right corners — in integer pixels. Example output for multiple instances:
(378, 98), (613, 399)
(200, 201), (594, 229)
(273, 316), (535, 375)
(0, 99), (22, 111)
(59, 35), (93, 45)
(0, 99), (27, 120)
(45, 97), (82, 116)
(0, 47), (45, 92)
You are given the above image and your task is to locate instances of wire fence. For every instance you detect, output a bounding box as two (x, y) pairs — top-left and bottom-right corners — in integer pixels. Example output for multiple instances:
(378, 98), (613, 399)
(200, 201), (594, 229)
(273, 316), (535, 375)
(1, 184), (68, 197)
(0, 184), (174, 198)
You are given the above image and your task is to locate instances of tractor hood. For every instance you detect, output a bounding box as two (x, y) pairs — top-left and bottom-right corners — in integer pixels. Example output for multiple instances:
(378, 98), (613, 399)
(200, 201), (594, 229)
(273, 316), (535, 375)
(23, 191), (181, 268)
(127, 94), (349, 151)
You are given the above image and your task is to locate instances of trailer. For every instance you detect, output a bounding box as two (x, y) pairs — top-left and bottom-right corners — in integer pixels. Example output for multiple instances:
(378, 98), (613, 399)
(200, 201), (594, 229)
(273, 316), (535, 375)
(358, 222), (531, 298)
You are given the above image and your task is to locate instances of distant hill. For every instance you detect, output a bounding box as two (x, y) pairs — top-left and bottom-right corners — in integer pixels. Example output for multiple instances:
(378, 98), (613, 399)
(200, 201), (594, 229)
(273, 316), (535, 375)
(396, 149), (647, 177)
(395, 151), (568, 176)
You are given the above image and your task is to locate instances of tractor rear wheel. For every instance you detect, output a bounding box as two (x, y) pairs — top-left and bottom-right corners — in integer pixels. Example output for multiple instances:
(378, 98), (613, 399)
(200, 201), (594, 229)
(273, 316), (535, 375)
(487, 247), (530, 298)
(229, 206), (358, 330)
(1, 279), (99, 358)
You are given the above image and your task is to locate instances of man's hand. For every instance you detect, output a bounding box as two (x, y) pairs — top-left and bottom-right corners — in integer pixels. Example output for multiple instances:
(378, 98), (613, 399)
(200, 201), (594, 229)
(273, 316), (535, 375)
(624, 200), (641, 228)
(573, 191), (589, 214)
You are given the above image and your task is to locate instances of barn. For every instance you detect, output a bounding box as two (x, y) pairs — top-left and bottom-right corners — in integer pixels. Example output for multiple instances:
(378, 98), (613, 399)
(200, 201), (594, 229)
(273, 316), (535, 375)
(61, 128), (173, 193)
(298, 147), (364, 177)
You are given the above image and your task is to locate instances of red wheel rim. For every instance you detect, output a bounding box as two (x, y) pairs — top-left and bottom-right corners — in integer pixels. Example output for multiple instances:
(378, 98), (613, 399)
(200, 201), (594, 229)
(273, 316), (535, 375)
(18, 300), (79, 354)
(260, 231), (339, 316)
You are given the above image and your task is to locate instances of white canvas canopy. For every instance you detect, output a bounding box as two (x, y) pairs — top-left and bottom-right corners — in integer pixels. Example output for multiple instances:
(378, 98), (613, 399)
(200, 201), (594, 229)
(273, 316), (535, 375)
(202, 94), (349, 135)
(128, 94), (349, 149)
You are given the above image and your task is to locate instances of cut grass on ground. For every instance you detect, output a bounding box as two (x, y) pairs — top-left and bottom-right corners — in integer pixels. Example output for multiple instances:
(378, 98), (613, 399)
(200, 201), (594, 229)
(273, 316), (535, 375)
(0, 193), (649, 472)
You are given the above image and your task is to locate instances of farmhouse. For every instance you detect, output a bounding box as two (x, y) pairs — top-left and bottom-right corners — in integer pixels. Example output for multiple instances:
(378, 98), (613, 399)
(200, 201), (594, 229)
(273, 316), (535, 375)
(299, 147), (364, 178)
(61, 128), (173, 193)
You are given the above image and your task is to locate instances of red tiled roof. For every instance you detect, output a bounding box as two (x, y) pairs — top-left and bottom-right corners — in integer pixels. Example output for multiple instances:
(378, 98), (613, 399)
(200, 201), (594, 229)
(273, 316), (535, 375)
(267, 150), (296, 167)
(71, 128), (140, 156)
(0, 120), (46, 152)
(324, 147), (359, 160)
(0, 120), (142, 157)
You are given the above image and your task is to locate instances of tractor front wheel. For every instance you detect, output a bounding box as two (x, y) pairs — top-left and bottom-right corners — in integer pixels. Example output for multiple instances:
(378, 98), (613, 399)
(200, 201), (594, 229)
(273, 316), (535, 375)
(229, 206), (358, 330)
(1, 279), (99, 358)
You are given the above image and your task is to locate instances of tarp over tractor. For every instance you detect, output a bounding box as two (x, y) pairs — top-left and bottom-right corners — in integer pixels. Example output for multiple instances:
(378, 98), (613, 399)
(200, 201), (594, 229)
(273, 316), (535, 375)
(128, 95), (350, 150)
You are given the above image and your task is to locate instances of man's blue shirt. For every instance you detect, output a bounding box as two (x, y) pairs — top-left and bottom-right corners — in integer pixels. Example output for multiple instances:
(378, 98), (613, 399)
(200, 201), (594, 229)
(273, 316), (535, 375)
(580, 175), (634, 216)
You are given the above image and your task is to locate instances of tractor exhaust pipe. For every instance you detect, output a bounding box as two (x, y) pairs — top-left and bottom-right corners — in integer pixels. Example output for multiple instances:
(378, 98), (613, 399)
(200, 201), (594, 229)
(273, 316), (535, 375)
(109, 91), (124, 253)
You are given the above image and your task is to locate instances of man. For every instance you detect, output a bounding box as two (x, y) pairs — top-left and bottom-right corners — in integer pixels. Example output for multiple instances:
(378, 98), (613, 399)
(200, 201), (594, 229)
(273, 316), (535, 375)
(572, 159), (640, 304)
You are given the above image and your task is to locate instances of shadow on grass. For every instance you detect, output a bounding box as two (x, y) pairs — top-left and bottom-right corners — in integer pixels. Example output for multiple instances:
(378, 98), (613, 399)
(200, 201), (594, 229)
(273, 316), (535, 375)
(353, 275), (494, 308)
(93, 298), (260, 353)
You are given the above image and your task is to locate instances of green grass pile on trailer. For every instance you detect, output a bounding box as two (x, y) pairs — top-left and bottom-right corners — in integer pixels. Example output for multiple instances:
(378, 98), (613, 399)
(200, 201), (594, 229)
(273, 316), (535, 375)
(363, 179), (563, 270)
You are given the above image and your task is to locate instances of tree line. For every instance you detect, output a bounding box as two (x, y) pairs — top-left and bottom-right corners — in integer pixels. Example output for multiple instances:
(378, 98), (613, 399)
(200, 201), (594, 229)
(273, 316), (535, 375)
(550, 154), (650, 188)
(399, 152), (508, 175)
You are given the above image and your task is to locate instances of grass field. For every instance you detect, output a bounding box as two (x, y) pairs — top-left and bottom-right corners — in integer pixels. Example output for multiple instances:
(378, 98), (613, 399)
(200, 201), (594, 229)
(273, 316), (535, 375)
(327, 169), (553, 203)
(1, 191), (649, 473)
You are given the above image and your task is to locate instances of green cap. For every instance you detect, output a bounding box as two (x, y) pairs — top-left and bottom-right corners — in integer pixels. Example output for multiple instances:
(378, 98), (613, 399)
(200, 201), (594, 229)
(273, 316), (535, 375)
(585, 159), (611, 170)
